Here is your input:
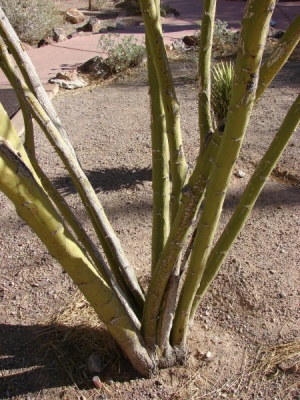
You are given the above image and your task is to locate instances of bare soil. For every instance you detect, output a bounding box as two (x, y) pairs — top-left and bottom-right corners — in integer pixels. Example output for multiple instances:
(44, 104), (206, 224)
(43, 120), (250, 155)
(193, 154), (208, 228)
(0, 1), (300, 399)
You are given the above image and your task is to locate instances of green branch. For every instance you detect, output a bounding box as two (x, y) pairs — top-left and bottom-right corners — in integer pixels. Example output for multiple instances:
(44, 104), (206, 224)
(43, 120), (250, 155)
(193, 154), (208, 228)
(0, 31), (145, 311)
(139, 0), (188, 221)
(0, 37), (138, 307)
(198, 0), (216, 151)
(171, 0), (276, 348)
(256, 14), (300, 101)
(142, 126), (222, 350)
(0, 109), (154, 376)
(192, 92), (300, 318)
(0, 8), (76, 157)
(146, 38), (170, 272)
(0, 37), (34, 153)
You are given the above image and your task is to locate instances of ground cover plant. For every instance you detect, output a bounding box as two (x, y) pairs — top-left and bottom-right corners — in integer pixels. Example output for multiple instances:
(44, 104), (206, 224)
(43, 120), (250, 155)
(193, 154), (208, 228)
(97, 33), (146, 73)
(0, 0), (299, 380)
(0, 0), (62, 45)
(88, 0), (109, 10)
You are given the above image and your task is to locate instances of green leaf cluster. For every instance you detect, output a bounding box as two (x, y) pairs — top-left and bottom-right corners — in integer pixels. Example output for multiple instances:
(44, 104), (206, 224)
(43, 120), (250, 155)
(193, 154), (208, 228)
(97, 33), (146, 73)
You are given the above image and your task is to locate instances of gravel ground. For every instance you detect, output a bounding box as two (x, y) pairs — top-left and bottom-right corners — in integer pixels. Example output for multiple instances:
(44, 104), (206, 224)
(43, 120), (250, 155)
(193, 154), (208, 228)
(0, 17), (299, 400)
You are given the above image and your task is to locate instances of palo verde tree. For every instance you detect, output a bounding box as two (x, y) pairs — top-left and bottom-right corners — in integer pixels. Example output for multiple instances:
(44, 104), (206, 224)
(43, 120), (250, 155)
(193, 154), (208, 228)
(0, 0), (299, 376)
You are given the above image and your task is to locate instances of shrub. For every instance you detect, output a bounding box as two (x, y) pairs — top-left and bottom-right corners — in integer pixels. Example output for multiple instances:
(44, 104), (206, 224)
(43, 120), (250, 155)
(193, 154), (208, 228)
(116, 0), (141, 15)
(213, 20), (239, 56)
(97, 33), (146, 74)
(0, 0), (62, 44)
(88, 0), (109, 11)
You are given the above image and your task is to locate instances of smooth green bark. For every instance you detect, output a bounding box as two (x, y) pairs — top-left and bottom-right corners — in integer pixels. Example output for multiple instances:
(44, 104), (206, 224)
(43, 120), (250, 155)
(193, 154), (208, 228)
(171, 0), (276, 347)
(0, 37), (34, 152)
(0, 7), (76, 156)
(138, 0), (188, 220)
(147, 37), (170, 272)
(256, 14), (300, 101)
(0, 26), (145, 311)
(198, 0), (216, 151)
(0, 38), (110, 287)
(142, 126), (222, 350)
(18, 82), (145, 311)
(191, 92), (300, 319)
(0, 106), (155, 376)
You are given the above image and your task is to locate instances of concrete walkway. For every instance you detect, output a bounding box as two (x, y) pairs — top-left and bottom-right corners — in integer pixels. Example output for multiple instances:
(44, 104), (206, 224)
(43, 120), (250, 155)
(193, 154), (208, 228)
(0, 1), (299, 86)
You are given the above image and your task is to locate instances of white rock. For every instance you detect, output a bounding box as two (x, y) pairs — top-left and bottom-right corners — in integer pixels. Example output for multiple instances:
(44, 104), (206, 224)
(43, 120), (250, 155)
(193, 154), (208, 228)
(237, 170), (246, 178)
(49, 77), (87, 89)
(172, 39), (186, 51)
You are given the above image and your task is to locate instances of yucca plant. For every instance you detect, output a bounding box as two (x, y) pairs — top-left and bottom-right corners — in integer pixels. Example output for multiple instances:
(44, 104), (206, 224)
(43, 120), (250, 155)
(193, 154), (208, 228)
(211, 61), (234, 125)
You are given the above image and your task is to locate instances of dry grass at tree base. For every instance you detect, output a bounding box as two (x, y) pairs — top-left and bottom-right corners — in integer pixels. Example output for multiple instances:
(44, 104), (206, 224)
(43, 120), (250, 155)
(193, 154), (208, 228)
(34, 295), (300, 398)
(30, 290), (300, 397)
(41, 293), (133, 389)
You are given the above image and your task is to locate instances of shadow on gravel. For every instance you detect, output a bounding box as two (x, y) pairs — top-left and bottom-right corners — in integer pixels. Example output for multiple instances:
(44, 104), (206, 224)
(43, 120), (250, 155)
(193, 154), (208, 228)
(53, 166), (152, 194)
(224, 184), (300, 210)
(270, 62), (300, 89)
(0, 323), (136, 398)
(52, 167), (299, 208)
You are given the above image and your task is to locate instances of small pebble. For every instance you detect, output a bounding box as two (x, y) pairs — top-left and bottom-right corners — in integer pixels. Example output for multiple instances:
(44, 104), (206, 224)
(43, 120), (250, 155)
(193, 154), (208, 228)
(92, 375), (102, 389)
(237, 170), (246, 178)
(211, 336), (218, 344)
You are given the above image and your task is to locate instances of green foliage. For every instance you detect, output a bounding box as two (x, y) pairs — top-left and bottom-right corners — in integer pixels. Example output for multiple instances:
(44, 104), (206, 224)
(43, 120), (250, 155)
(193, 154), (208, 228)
(116, 0), (141, 15)
(160, 4), (179, 17)
(213, 20), (239, 56)
(97, 33), (146, 73)
(211, 61), (234, 125)
(0, 0), (62, 44)
(89, 0), (109, 11)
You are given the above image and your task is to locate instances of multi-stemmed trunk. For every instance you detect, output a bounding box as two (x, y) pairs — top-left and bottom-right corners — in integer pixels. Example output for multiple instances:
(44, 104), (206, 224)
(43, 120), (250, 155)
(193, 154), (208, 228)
(0, 1), (299, 376)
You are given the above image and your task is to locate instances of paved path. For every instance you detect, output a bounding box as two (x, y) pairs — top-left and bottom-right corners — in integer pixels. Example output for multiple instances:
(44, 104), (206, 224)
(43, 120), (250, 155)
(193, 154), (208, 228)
(0, 1), (299, 86)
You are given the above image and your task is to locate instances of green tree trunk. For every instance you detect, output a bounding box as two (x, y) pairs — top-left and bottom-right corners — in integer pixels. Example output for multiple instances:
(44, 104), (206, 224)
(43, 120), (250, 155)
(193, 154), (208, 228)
(0, 105), (155, 376)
